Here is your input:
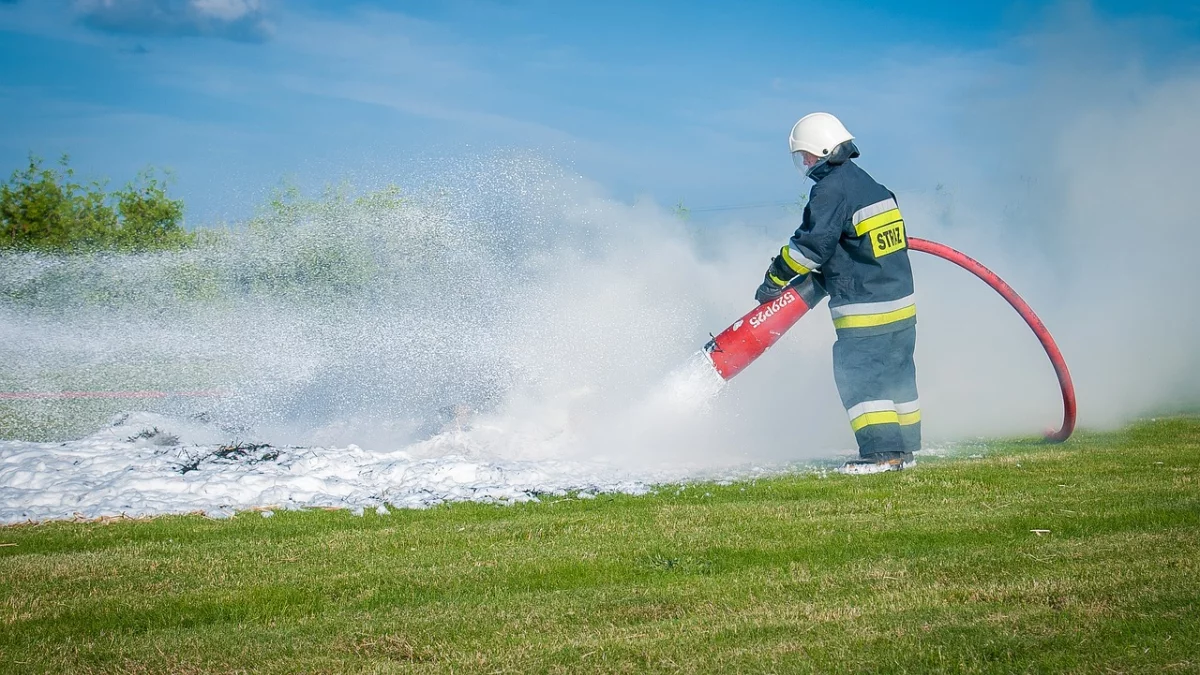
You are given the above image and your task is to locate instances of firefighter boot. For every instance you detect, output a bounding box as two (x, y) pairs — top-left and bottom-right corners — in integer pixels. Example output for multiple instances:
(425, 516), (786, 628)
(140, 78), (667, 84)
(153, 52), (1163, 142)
(838, 451), (916, 476)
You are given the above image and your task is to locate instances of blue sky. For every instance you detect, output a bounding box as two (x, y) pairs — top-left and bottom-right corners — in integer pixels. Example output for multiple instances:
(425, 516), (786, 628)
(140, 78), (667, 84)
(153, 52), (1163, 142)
(1, 0), (1199, 224)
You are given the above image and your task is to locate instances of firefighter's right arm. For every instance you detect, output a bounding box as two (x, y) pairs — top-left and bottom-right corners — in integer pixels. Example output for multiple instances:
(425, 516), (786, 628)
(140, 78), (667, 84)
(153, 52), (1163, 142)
(755, 185), (847, 302)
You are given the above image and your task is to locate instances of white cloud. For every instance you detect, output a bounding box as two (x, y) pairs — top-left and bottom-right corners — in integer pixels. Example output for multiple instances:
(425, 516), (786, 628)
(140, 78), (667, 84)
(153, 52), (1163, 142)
(189, 0), (260, 22)
(74, 0), (273, 41)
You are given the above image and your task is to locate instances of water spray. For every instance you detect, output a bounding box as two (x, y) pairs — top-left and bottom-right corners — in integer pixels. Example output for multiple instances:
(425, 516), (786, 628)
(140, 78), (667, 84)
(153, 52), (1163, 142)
(704, 237), (1076, 442)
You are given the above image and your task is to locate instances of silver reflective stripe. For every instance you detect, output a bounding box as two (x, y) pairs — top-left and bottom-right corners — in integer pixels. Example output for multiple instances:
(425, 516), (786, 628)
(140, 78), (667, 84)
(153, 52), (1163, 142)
(852, 197), (898, 226)
(846, 400), (896, 419)
(787, 244), (821, 272)
(895, 399), (920, 415)
(829, 294), (917, 319)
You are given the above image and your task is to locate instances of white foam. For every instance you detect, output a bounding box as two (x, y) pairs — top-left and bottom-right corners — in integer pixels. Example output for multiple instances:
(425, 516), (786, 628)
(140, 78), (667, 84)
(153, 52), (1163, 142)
(646, 350), (728, 417)
(0, 410), (783, 524)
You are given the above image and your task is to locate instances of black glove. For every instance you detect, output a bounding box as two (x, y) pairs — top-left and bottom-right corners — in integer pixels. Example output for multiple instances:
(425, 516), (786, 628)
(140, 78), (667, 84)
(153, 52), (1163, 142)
(754, 246), (817, 304)
(755, 270), (784, 304)
(755, 250), (799, 304)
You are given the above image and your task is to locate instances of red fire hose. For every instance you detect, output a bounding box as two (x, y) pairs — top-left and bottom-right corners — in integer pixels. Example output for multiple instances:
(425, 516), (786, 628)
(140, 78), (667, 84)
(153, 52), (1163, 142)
(705, 237), (1076, 443)
(907, 237), (1075, 442)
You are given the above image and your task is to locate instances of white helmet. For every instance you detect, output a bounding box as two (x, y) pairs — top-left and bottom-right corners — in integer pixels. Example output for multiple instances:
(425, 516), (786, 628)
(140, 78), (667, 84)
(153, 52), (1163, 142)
(789, 112), (854, 158)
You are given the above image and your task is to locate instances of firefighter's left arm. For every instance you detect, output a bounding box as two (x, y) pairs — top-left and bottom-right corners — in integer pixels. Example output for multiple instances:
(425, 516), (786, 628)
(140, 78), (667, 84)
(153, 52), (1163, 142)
(755, 185), (849, 303)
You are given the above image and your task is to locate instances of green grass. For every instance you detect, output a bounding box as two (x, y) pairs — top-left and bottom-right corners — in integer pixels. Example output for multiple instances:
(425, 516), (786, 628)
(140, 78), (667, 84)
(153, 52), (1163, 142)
(2, 418), (1199, 674)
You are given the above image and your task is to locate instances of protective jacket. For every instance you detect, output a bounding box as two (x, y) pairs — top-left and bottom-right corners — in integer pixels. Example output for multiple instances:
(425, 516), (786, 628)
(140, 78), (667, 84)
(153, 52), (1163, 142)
(770, 143), (916, 338)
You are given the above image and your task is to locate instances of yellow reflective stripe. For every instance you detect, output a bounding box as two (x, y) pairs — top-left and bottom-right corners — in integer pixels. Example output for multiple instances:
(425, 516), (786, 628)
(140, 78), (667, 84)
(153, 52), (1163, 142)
(854, 208), (902, 237)
(833, 304), (916, 329)
(768, 273), (788, 286)
(898, 410), (921, 426)
(779, 246), (811, 275)
(850, 410), (899, 432)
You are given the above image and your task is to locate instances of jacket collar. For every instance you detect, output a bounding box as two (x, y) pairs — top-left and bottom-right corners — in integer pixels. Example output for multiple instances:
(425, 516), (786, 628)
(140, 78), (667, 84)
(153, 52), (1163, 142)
(807, 141), (860, 182)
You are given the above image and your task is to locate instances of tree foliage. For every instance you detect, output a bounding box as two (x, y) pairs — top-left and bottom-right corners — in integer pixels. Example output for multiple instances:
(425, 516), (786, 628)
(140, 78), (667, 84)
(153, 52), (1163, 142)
(0, 155), (193, 253)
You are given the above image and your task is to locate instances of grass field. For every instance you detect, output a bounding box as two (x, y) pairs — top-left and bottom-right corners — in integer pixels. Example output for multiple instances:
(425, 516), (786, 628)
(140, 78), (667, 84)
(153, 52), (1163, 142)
(1, 417), (1198, 674)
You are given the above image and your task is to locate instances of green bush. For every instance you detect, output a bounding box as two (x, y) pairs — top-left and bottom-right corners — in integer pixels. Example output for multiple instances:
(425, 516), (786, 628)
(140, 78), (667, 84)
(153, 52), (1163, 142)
(113, 168), (192, 251)
(0, 166), (463, 310)
(0, 155), (193, 253)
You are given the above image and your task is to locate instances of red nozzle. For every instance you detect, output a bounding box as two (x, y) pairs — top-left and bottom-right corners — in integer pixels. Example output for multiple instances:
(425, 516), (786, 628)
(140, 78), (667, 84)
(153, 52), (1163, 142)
(705, 278), (824, 380)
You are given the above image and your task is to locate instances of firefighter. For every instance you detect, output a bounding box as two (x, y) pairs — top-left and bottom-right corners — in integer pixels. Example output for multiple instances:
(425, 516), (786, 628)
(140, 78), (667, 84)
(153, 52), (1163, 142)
(755, 112), (920, 474)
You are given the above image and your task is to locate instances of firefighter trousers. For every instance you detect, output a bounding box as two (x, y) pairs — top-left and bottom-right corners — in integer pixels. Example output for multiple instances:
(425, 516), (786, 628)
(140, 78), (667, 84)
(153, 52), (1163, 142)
(832, 325), (921, 457)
